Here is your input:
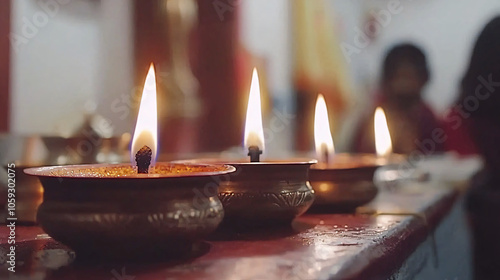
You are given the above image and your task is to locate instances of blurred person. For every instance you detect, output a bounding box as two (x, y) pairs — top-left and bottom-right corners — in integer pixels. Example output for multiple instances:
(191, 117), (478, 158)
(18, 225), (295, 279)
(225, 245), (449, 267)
(453, 16), (500, 279)
(353, 44), (442, 154)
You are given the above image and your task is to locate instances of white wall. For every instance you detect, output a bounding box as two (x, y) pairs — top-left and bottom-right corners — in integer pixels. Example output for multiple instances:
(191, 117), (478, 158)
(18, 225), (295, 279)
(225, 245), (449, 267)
(10, 0), (133, 136)
(95, 0), (134, 135)
(240, 0), (292, 101)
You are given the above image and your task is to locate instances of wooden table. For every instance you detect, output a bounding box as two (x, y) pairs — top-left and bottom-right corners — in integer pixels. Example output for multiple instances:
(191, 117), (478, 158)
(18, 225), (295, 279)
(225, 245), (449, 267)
(0, 183), (471, 280)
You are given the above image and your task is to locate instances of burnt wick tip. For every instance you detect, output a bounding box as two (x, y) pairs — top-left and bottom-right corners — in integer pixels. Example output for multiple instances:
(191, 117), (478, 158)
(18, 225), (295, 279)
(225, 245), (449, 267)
(135, 145), (152, 174)
(322, 145), (329, 165)
(247, 146), (262, 163)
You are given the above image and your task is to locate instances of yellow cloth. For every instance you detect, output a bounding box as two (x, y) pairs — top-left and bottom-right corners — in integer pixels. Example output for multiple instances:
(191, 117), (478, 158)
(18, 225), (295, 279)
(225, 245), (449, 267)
(292, 0), (351, 114)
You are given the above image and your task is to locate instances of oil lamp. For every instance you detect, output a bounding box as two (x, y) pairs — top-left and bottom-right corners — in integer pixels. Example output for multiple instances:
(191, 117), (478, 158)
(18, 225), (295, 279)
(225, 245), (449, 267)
(24, 64), (235, 259)
(309, 95), (403, 212)
(180, 68), (316, 228)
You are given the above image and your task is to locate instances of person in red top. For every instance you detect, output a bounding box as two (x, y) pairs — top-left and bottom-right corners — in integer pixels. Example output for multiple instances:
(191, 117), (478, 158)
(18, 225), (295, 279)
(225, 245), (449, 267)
(442, 108), (478, 155)
(353, 43), (443, 155)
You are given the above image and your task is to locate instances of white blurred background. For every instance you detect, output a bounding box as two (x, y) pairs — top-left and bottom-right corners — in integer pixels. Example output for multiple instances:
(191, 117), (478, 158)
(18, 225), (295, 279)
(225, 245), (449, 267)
(8, 0), (500, 151)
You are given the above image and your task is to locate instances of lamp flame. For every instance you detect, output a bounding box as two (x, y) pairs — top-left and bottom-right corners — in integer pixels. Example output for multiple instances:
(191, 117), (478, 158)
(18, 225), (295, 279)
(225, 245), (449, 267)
(314, 94), (335, 163)
(374, 107), (392, 157)
(244, 68), (265, 151)
(131, 63), (158, 165)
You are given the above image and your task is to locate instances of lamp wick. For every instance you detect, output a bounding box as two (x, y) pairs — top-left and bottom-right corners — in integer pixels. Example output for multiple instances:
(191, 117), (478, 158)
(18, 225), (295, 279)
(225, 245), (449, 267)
(248, 146), (262, 162)
(135, 145), (152, 174)
(321, 143), (329, 164)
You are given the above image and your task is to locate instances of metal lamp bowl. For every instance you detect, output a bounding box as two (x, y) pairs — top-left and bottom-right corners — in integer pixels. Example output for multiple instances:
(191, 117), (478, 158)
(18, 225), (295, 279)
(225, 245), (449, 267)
(309, 153), (405, 212)
(24, 162), (235, 259)
(175, 158), (317, 228)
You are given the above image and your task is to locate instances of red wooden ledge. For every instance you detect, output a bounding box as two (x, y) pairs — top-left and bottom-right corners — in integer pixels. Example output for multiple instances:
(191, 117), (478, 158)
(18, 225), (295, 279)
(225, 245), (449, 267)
(0, 188), (458, 280)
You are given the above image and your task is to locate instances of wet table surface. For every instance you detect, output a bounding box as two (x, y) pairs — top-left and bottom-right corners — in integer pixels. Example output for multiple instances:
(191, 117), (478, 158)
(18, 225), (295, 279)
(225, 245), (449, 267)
(0, 186), (459, 280)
